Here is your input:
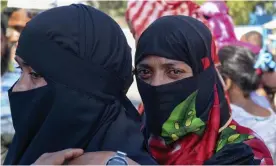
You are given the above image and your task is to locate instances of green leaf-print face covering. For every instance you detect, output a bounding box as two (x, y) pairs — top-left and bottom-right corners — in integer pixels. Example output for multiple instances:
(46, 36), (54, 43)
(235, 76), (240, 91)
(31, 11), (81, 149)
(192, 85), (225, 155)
(161, 91), (205, 144)
(136, 66), (222, 137)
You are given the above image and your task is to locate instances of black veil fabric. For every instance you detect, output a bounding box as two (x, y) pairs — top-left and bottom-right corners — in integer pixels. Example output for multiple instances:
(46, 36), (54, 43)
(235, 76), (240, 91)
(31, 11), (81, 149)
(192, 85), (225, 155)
(4, 4), (155, 165)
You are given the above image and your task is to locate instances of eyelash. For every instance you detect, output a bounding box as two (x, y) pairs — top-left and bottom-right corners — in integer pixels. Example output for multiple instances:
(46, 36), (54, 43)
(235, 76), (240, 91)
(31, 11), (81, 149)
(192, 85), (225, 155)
(167, 69), (184, 75)
(137, 69), (151, 75)
(137, 68), (184, 74)
(29, 72), (42, 79)
(16, 66), (42, 79)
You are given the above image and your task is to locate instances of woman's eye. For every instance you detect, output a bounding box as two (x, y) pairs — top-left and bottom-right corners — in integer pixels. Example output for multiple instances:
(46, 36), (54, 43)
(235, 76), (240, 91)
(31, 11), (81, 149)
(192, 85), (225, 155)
(168, 69), (184, 75)
(167, 69), (184, 78)
(29, 72), (42, 79)
(137, 69), (152, 80)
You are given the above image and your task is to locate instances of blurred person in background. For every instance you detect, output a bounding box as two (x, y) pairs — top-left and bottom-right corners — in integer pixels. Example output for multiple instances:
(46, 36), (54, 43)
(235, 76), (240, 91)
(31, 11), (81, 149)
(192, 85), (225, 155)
(4, 4), (155, 165)
(241, 30), (276, 111)
(262, 71), (276, 110)
(1, 15), (10, 76)
(240, 31), (276, 113)
(1, 16), (14, 165)
(2, 8), (39, 70)
(3, 8), (37, 43)
(255, 50), (276, 111)
(197, 2), (276, 111)
(1, 12), (20, 119)
(241, 31), (263, 50)
(218, 45), (276, 162)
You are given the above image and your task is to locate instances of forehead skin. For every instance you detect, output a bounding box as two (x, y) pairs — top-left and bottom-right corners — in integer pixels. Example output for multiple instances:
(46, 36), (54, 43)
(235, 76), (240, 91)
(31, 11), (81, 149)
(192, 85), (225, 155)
(8, 9), (31, 28)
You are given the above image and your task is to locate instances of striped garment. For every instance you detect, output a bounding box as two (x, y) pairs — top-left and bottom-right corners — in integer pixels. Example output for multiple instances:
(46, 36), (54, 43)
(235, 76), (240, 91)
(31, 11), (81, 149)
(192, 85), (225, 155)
(126, 1), (200, 41)
(125, 0), (261, 61)
(125, 0), (219, 64)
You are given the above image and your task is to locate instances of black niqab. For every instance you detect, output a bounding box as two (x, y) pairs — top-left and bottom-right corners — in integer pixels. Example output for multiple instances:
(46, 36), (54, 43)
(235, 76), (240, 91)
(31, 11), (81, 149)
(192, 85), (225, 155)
(135, 16), (213, 74)
(4, 4), (155, 165)
(134, 16), (259, 165)
(135, 16), (230, 134)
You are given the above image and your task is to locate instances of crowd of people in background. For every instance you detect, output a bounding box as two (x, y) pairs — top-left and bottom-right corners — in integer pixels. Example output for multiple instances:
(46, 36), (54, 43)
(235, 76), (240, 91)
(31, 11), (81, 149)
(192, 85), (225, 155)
(1, 1), (275, 165)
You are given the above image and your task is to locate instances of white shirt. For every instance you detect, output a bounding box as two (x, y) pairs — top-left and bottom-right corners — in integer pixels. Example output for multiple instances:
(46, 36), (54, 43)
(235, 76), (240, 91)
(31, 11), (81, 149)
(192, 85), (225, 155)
(250, 92), (272, 110)
(231, 104), (276, 162)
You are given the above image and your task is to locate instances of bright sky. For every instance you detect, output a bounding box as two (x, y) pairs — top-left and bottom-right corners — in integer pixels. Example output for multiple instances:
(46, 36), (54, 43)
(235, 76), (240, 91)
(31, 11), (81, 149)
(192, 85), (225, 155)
(7, 0), (89, 9)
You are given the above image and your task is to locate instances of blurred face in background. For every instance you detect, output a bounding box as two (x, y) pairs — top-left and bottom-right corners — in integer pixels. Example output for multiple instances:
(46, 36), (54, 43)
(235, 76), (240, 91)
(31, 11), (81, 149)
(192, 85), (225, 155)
(1, 25), (10, 76)
(240, 31), (263, 49)
(6, 9), (34, 64)
(7, 9), (31, 43)
(1, 28), (7, 57)
(263, 72), (276, 90)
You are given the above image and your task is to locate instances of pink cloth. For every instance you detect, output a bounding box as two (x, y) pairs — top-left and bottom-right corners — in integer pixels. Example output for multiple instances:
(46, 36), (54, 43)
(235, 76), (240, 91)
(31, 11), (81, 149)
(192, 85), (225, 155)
(229, 41), (261, 54)
(198, 1), (261, 54)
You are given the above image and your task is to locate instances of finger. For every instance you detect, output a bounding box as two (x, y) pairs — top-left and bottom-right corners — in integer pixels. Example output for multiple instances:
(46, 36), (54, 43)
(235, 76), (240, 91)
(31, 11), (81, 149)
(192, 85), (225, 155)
(49, 148), (82, 158)
(50, 149), (82, 165)
(64, 149), (84, 160)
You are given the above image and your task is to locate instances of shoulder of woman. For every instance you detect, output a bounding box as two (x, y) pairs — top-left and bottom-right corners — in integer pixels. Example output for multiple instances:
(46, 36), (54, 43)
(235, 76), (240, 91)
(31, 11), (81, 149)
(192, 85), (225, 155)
(204, 143), (260, 165)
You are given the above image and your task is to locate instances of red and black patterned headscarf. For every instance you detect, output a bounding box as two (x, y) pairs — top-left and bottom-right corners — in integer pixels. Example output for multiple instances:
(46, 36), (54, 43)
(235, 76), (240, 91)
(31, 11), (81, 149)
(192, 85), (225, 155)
(135, 15), (273, 165)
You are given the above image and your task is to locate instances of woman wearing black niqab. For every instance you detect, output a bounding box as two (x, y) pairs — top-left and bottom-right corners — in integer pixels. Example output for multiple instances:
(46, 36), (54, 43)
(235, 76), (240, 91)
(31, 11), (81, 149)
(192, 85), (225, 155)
(4, 4), (155, 165)
(135, 15), (273, 165)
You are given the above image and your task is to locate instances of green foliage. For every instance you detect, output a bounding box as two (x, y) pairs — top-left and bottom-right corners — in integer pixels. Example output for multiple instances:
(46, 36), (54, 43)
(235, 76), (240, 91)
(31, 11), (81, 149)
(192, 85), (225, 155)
(227, 1), (258, 25)
(88, 1), (127, 17)
(263, 1), (276, 15)
(226, 1), (276, 25)
(1, 1), (8, 11)
(194, 0), (205, 5)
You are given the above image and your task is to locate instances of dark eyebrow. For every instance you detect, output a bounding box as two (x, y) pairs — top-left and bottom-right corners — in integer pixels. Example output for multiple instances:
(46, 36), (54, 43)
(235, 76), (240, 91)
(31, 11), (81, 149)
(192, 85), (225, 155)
(161, 63), (176, 68)
(162, 62), (191, 73)
(136, 63), (151, 68)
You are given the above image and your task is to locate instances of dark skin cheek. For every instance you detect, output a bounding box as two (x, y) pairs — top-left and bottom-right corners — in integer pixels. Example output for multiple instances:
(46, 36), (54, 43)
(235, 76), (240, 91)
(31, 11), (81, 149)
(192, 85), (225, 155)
(263, 72), (276, 88)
